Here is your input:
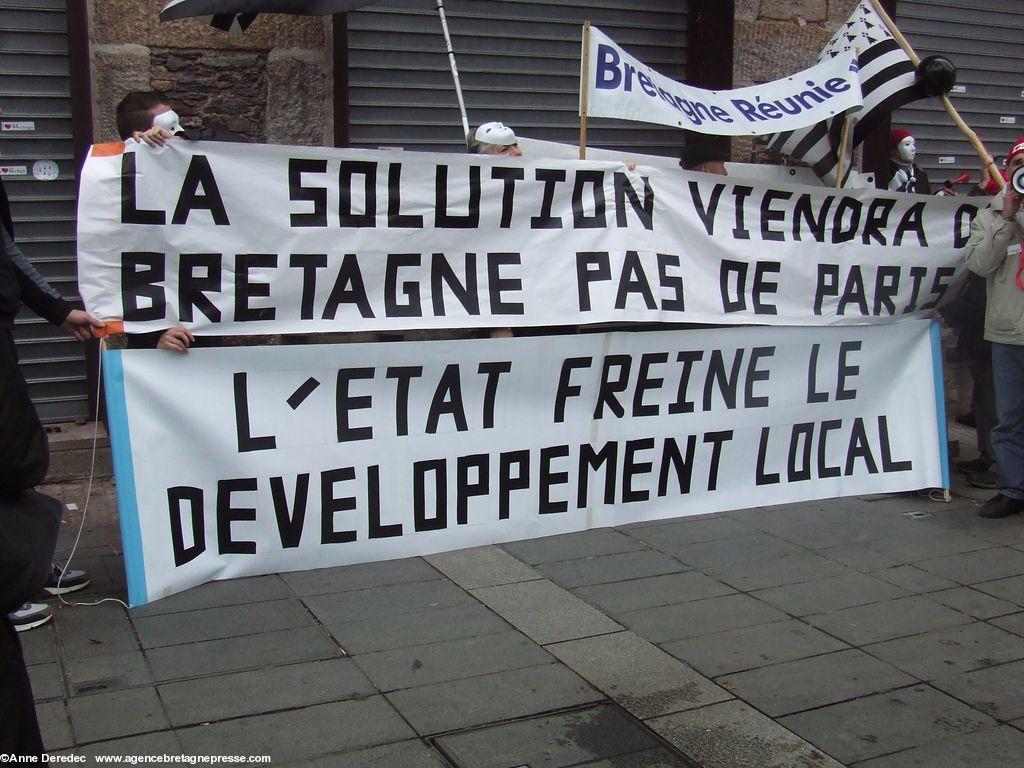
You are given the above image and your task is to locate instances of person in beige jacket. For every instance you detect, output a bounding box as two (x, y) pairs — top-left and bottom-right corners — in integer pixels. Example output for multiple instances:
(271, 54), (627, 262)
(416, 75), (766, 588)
(965, 136), (1024, 518)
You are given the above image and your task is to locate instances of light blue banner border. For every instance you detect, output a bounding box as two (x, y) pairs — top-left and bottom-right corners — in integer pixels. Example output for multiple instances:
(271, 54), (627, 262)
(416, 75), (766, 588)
(930, 320), (951, 491)
(103, 349), (148, 606)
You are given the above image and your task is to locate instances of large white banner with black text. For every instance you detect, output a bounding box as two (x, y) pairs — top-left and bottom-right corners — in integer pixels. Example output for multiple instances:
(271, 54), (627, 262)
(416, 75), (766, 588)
(78, 140), (979, 336)
(105, 323), (947, 605)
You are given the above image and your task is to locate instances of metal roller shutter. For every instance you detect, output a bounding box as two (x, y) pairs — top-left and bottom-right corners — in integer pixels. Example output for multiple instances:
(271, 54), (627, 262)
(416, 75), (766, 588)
(346, 0), (688, 156)
(893, 0), (1024, 192)
(1, 0), (87, 423)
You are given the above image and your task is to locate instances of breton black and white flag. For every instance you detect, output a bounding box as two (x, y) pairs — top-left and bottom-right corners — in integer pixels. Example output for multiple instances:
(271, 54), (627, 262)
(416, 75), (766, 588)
(766, 0), (924, 185)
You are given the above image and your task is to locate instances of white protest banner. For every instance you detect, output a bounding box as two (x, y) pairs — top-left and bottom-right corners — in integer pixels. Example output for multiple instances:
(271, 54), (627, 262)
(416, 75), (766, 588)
(78, 140), (978, 336)
(583, 25), (863, 135)
(105, 323), (947, 606)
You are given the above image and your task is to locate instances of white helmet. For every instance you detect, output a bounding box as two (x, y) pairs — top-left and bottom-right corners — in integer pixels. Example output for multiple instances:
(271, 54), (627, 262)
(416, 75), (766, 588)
(474, 121), (517, 147)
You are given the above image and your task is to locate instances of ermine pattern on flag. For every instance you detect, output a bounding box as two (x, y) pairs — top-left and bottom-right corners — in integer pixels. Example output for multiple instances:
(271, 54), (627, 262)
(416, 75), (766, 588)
(766, 0), (922, 184)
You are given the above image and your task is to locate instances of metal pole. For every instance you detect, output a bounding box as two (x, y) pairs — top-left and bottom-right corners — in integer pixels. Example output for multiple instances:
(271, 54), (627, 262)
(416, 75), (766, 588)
(436, 0), (471, 142)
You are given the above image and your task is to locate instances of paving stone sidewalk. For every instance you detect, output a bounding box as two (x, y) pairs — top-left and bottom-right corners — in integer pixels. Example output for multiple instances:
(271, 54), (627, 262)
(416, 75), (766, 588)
(21, 444), (1024, 768)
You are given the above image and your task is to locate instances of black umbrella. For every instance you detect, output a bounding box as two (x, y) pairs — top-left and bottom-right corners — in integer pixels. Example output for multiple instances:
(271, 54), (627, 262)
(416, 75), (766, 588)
(159, 0), (470, 137)
(160, 0), (381, 27)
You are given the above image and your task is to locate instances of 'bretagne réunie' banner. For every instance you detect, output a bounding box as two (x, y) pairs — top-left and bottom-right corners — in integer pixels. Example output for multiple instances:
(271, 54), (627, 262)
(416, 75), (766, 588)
(583, 25), (863, 135)
(106, 323), (947, 605)
(78, 140), (979, 336)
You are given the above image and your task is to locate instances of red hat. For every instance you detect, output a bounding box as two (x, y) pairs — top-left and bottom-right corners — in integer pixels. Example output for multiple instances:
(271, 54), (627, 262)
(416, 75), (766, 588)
(890, 128), (913, 151)
(1008, 135), (1024, 163)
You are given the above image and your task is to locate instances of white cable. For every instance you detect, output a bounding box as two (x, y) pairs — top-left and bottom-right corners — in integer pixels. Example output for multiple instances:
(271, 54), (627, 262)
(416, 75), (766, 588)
(56, 336), (128, 612)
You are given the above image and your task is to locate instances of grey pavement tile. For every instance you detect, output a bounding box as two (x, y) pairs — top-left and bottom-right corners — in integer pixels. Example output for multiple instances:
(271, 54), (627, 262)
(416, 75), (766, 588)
(804, 596), (973, 646)
(708, 551), (849, 592)
(386, 663), (601, 735)
(617, 593), (789, 644)
(29, 661), (63, 701)
(56, 602), (141, 659)
(67, 686), (170, 744)
(129, 574), (290, 616)
(133, 598), (315, 648)
(177, 696), (415, 763)
(913, 547), (1024, 585)
(989, 611), (1024, 637)
(57, 731), (182, 764)
(302, 579), (474, 625)
(928, 587), (1021, 620)
(974, 574), (1024, 606)
(19, 622), (57, 664)
(871, 565), (961, 594)
(648, 699), (843, 768)
(537, 550), (687, 589)
(352, 630), (552, 691)
(324, 602), (510, 654)
(753, 571), (910, 616)
(145, 625), (341, 682)
(36, 700), (73, 751)
(818, 543), (911, 572)
(547, 631), (731, 718)
(435, 704), (663, 768)
(158, 657), (373, 727)
(583, 749), (696, 768)
(779, 684), (994, 764)
(718, 649), (915, 717)
(664, 533), (808, 570)
(930, 658), (1024, 720)
(472, 580), (622, 645)
(864, 622), (1024, 680)
(300, 740), (449, 768)
(573, 571), (735, 615)
(64, 650), (152, 696)
(854, 725), (1024, 768)
(864, 529), (991, 564)
(623, 517), (755, 549)
(281, 557), (441, 596)
(424, 545), (542, 590)
(661, 619), (849, 678)
(502, 529), (648, 565)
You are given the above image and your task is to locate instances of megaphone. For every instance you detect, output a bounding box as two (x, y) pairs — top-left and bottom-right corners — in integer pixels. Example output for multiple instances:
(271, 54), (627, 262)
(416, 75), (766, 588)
(1013, 166), (1024, 195)
(949, 172), (970, 186)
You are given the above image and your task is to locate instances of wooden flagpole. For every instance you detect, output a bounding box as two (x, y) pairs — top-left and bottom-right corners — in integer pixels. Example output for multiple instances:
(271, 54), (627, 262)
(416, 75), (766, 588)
(834, 112), (854, 188)
(866, 0), (1003, 189)
(579, 20), (590, 160)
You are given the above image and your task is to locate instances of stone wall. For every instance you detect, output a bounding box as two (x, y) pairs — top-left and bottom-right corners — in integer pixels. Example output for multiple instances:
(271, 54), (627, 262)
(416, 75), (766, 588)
(88, 0), (332, 146)
(732, 0), (862, 162)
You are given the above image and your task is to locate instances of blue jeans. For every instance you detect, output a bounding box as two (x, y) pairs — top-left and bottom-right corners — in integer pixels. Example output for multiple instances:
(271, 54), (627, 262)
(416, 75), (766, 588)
(991, 342), (1024, 499)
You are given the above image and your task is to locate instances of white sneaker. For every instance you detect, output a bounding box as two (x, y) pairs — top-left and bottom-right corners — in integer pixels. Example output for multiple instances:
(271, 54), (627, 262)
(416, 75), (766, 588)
(9, 602), (53, 632)
(42, 562), (90, 596)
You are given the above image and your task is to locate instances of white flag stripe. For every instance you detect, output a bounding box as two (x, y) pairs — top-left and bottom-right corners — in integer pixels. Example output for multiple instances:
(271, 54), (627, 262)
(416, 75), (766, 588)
(764, 0), (926, 184)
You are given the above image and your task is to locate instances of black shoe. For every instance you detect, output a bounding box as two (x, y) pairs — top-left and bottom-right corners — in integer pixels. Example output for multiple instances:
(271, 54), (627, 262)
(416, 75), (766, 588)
(956, 456), (992, 473)
(978, 494), (1024, 519)
(966, 470), (998, 489)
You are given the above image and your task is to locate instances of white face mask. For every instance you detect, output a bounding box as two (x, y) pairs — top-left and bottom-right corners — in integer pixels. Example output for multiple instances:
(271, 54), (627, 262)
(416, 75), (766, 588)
(895, 136), (916, 164)
(153, 109), (183, 135)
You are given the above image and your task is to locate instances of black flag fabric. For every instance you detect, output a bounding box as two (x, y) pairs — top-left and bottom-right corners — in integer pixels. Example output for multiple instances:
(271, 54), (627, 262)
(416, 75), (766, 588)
(766, 0), (925, 185)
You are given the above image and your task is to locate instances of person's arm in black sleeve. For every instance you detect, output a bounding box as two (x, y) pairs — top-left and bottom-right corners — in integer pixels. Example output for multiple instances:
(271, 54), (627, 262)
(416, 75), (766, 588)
(2, 225), (103, 339)
(2, 225), (70, 325)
